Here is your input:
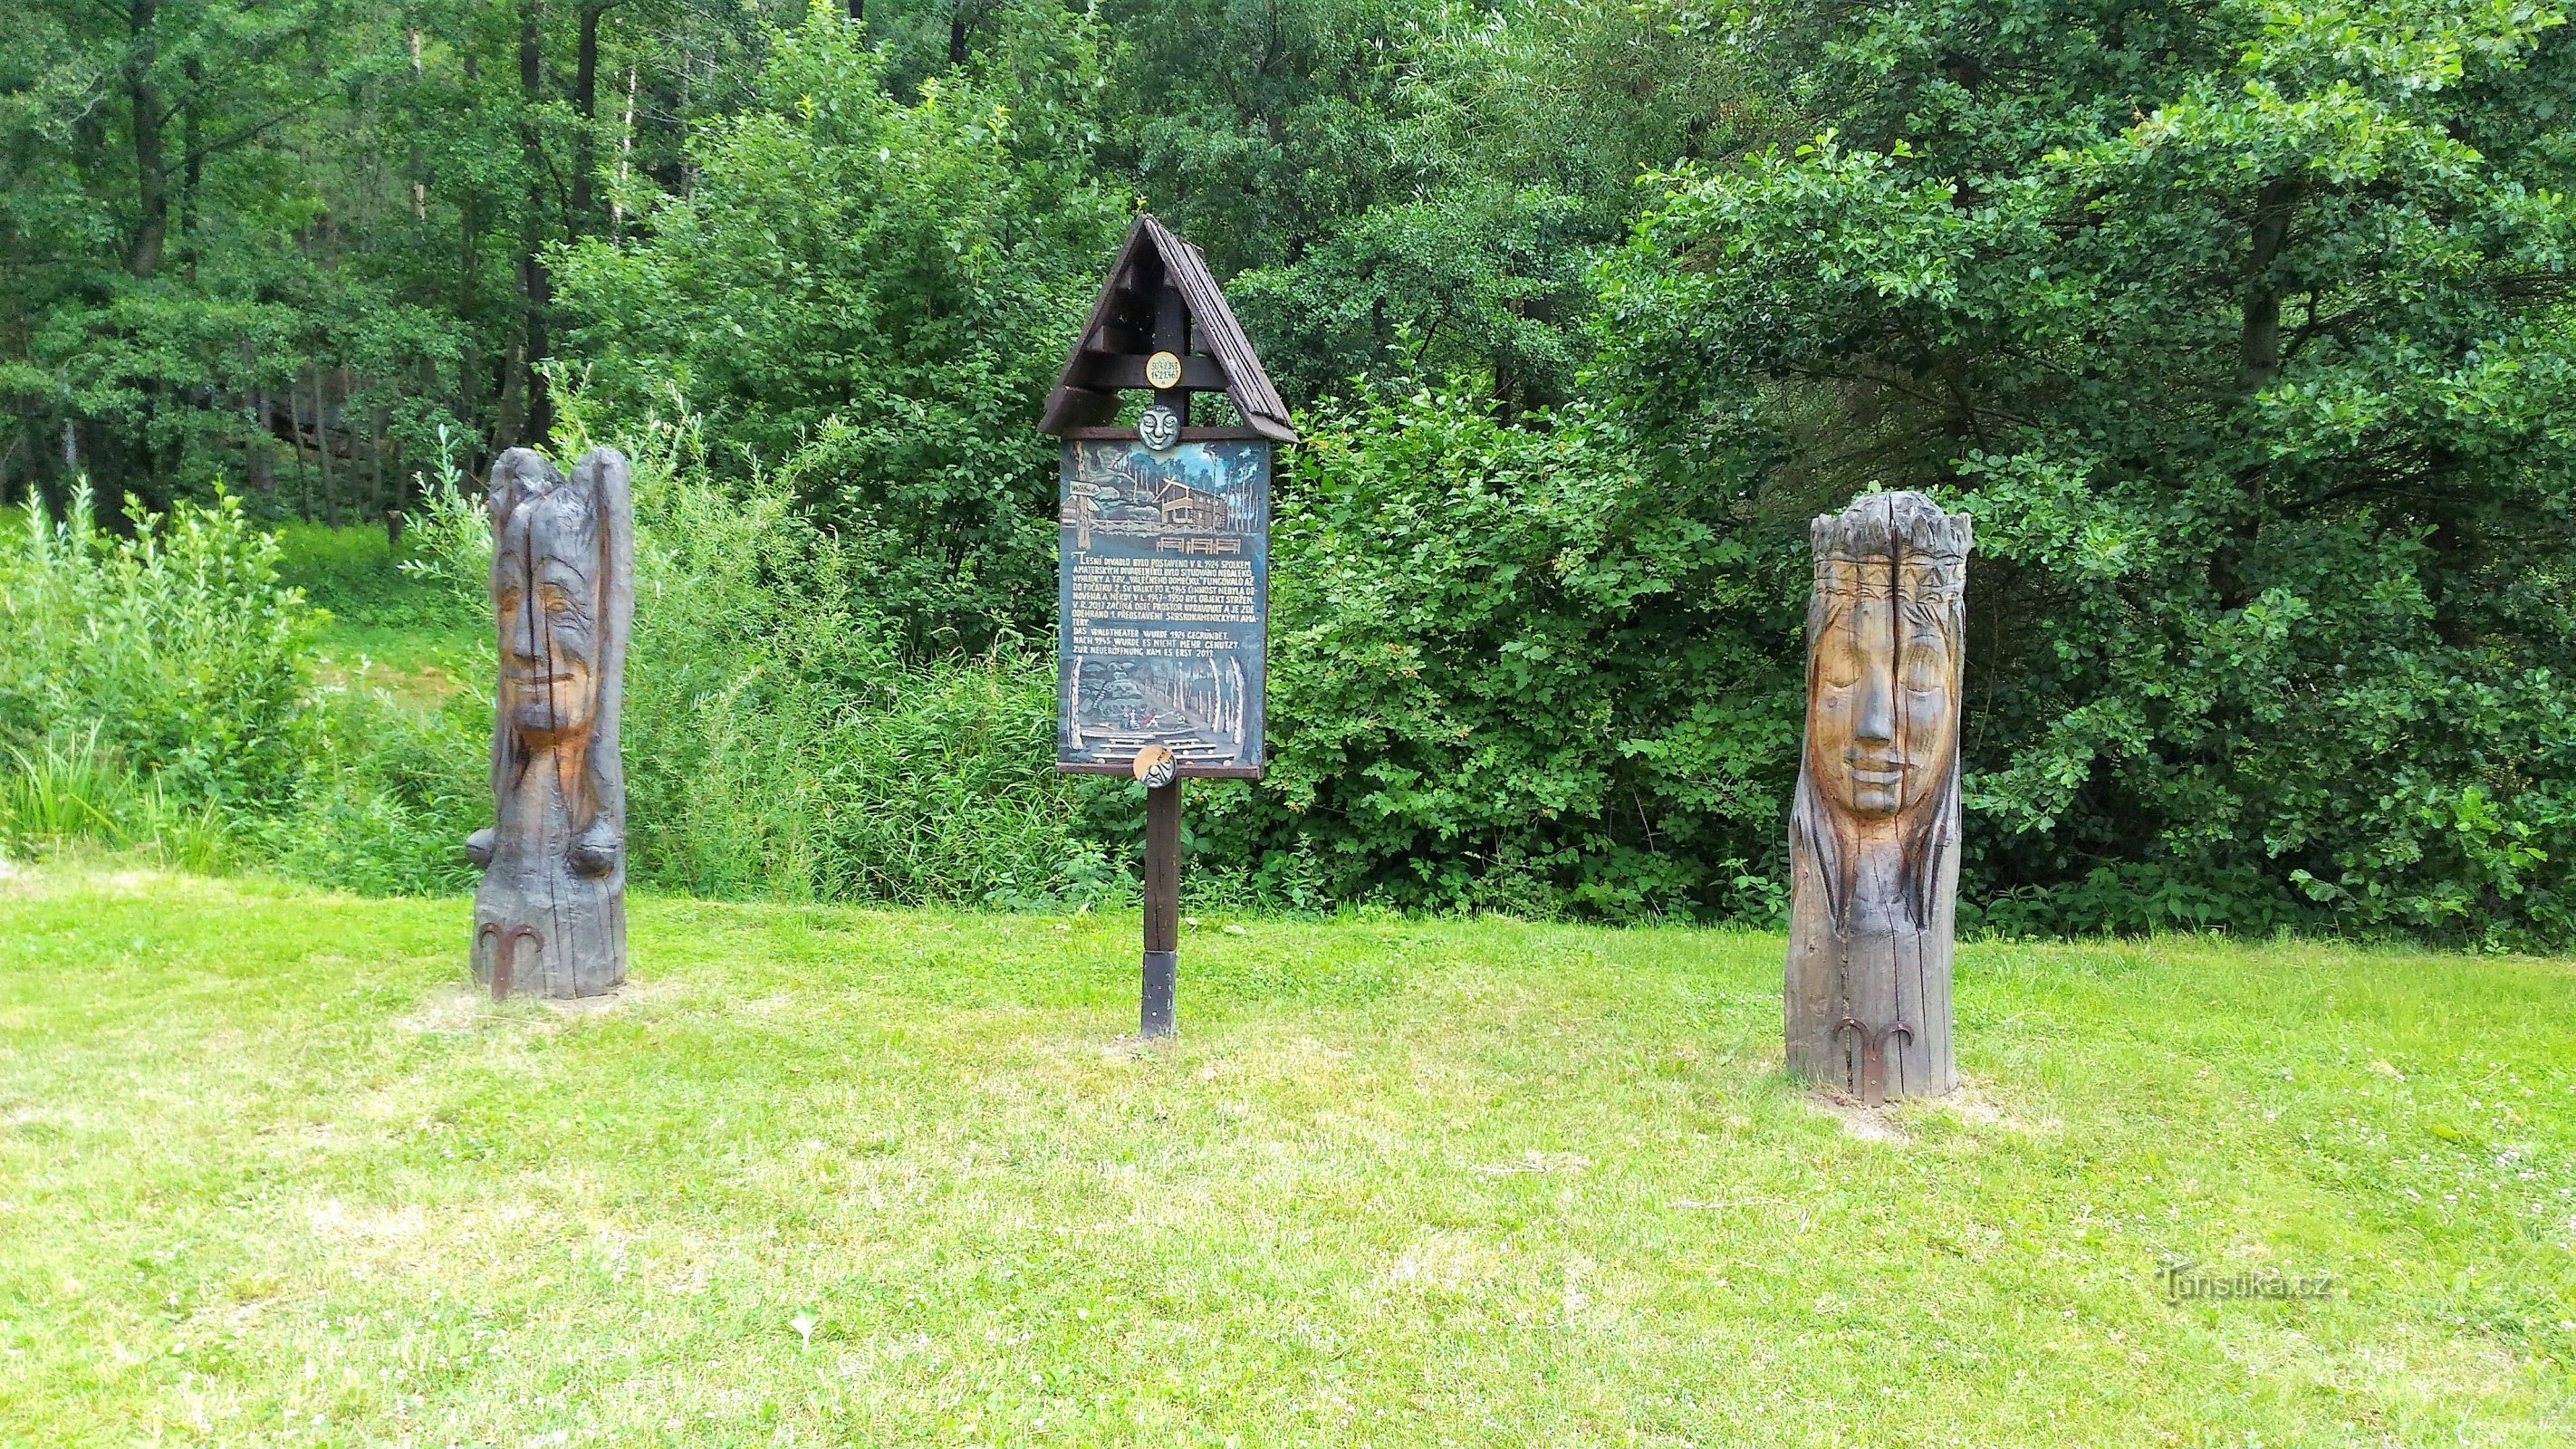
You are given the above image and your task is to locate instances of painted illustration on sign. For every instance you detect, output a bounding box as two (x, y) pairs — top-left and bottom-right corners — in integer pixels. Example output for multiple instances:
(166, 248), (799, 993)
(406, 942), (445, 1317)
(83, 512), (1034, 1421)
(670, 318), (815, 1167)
(1058, 438), (1267, 775)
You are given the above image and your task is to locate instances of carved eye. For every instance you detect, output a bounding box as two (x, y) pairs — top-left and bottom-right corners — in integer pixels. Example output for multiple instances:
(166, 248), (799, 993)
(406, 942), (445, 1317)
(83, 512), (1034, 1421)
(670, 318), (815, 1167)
(1903, 634), (1948, 692)
(538, 583), (573, 614)
(1823, 612), (1865, 689)
(497, 586), (523, 615)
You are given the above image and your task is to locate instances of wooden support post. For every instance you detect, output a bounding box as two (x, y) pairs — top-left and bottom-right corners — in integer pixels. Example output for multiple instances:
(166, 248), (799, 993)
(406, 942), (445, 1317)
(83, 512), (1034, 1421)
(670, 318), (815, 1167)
(1138, 274), (1192, 1039)
(1141, 779), (1179, 1036)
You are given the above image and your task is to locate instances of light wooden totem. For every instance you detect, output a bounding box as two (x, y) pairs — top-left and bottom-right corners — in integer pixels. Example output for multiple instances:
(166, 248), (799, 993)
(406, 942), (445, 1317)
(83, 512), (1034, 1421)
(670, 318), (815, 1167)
(464, 446), (634, 999)
(1785, 491), (1971, 1102)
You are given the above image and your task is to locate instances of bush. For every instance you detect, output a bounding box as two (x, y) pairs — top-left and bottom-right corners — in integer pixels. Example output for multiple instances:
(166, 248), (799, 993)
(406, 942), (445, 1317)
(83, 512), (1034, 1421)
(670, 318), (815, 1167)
(261, 680), (489, 897)
(0, 486), (315, 812)
(1197, 386), (1802, 919)
(554, 8), (1126, 656)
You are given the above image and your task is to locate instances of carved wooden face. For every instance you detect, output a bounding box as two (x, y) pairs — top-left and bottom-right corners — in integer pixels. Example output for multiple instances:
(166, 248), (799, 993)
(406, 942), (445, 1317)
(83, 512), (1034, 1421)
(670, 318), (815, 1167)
(495, 486), (602, 744)
(1807, 557), (1961, 820)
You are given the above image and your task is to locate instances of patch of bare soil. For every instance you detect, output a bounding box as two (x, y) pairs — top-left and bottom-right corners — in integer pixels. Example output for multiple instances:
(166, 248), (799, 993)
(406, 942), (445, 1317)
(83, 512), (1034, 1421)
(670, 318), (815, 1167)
(1810, 1089), (1912, 1143)
(393, 977), (672, 1033)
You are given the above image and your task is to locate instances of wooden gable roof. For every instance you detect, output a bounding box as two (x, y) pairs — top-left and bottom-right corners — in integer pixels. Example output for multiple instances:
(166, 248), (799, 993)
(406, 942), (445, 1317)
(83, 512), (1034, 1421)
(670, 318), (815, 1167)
(1039, 215), (1298, 443)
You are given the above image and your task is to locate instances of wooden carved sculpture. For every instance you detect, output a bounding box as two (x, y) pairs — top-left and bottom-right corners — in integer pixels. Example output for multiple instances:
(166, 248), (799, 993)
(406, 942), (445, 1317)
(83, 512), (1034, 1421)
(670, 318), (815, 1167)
(1784, 491), (1971, 1102)
(464, 446), (634, 999)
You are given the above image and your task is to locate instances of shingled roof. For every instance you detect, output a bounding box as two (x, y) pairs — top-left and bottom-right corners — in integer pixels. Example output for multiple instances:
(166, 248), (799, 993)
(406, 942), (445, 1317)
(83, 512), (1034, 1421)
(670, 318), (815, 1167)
(1038, 215), (1297, 443)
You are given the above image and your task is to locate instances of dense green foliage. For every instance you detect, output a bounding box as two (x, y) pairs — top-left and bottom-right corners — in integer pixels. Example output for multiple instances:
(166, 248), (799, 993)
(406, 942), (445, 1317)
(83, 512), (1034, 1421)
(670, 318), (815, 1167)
(1213, 389), (1801, 918)
(2, 0), (2570, 940)
(1600, 0), (2576, 936)
(556, 15), (1124, 650)
(0, 490), (313, 811)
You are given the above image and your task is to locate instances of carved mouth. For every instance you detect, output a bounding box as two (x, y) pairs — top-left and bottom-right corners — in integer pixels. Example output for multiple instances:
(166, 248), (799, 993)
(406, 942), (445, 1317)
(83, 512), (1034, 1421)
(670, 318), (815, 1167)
(1846, 756), (1908, 786)
(509, 672), (575, 687)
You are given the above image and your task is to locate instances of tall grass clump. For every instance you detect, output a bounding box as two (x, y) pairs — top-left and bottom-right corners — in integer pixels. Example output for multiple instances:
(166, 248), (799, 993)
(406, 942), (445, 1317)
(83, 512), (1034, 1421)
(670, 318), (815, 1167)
(0, 487), (313, 863)
(260, 680), (489, 897)
(0, 486), (315, 809)
(0, 728), (235, 870)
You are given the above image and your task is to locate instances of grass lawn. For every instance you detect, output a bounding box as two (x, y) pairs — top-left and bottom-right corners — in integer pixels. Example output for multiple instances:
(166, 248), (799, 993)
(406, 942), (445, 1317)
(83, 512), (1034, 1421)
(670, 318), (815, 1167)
(274, 521), (477, 706)
(1, 865), (2571, 1446)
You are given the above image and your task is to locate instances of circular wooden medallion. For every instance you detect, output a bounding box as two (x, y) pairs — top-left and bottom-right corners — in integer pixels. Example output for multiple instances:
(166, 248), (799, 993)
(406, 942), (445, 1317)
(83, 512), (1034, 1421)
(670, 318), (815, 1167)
(1144, 350), (1184, 389)
(1131, 743), (1176, 786)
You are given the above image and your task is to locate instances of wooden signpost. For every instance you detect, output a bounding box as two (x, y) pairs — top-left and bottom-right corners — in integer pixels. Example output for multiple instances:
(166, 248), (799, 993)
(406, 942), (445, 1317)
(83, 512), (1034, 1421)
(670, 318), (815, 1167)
(1042, 215), (1296, 1038)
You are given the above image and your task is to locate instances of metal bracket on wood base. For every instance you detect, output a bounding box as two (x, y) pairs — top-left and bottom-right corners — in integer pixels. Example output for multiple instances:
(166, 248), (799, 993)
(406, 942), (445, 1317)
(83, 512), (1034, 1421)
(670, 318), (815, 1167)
(489, 925), (538, 1002)
(1834, 1016), (1915, 1106)
(1141, 950), (1177, 1037)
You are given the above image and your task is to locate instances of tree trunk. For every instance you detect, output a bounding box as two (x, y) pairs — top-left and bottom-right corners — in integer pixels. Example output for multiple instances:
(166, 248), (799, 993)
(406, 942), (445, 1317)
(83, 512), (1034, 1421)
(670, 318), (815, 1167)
(518, 0), (553, 446)
(288, 384), (309, 514)
(458, 48), (484, 445)
(949, 3), (969, 64)
(179, 56), (201, 273)
(312, 368), (338, 526)
(611, 64), (636, 233)
(2236, 178), (2298, 396)
(247, 383), (275, 492)
(572, 5), (606, 226)
(125, 0), (168, 280)
(409, 29), (428, 217)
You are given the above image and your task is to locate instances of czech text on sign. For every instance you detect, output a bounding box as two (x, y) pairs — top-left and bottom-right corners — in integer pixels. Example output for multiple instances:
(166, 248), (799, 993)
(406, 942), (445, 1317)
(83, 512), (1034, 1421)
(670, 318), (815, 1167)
(1057, 439), (1267, 777)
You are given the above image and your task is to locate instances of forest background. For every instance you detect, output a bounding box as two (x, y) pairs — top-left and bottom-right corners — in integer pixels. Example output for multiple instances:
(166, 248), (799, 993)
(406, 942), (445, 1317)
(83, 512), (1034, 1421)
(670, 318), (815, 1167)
(1, 0), (2571, 943)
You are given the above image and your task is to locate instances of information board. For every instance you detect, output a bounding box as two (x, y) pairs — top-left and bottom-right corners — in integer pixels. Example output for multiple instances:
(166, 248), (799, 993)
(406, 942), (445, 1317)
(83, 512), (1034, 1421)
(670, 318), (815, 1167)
(1056, 437), (1268, 778)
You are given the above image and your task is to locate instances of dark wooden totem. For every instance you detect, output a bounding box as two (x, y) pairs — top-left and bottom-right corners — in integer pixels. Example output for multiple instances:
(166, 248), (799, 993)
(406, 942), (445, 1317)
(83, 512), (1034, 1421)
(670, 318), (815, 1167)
(464, 446), (634, 999)
(1784, 491), (1972, 1102)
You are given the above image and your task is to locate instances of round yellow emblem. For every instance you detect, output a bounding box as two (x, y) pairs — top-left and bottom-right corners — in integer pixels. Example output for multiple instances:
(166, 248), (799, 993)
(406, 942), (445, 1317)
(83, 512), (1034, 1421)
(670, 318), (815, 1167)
(1131, 743), (1176, 785)
(1144, 350), (1184, 390)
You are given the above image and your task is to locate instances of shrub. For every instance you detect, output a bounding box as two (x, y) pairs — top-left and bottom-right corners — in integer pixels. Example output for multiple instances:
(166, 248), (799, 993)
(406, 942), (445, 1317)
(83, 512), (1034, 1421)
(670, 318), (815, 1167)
(262, 680), (488, 897)
(554, 8), (1126, 656)
(0, 486), (315, 812)
(1198, 386), (1802, 919)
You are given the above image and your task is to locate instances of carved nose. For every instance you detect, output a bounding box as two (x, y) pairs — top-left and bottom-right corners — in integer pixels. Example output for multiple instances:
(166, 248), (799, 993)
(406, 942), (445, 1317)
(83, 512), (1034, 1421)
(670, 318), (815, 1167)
(1855, 666), (1895, 745)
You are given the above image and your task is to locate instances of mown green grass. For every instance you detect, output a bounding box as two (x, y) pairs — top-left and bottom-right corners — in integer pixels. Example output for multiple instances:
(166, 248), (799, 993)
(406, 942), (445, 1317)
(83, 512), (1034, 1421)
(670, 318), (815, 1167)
(1, 863), (2571, 1445)
(274, 522), (476, 700)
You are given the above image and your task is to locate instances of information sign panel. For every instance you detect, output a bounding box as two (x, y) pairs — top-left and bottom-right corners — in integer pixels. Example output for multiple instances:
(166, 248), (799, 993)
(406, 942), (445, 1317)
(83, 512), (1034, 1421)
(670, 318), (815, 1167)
(1056, 437), (1268, 778)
